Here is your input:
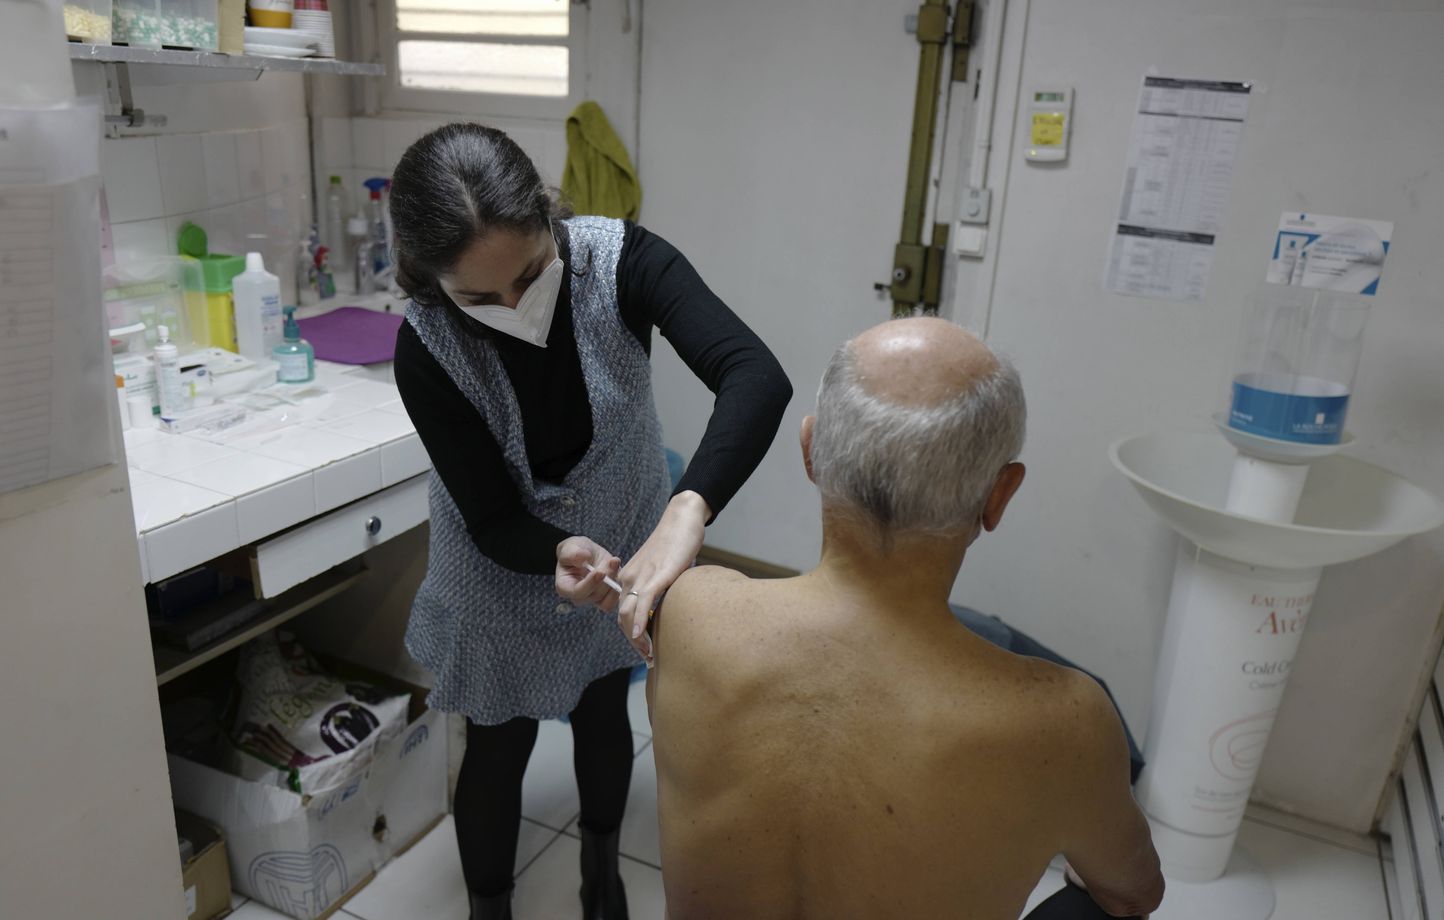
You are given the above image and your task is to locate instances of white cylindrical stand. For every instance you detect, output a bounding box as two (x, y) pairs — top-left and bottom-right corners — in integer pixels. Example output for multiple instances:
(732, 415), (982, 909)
(1224, 454), (1310, 523)
(1137, 544), (1321, 885)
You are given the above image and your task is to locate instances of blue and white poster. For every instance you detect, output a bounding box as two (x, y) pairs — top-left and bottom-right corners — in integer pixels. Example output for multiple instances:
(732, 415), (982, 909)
(1266, 212), (1393, 296)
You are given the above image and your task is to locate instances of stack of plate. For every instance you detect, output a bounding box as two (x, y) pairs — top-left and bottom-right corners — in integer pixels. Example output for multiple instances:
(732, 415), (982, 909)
(243, 26), (318, 59)
(291, 2), (334, 59)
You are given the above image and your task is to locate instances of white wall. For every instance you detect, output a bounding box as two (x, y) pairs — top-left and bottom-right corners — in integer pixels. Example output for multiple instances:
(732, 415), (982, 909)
(0, 465), (184, 919)
(640, 0), (920, 564)
(71, 65), (312, 301)
(946, 0), (1444, 832)
(640, 0), (1444, 833)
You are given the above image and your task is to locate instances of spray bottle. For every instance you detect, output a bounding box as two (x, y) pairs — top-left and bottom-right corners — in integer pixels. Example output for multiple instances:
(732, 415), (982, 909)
(362, 177), (391, 278)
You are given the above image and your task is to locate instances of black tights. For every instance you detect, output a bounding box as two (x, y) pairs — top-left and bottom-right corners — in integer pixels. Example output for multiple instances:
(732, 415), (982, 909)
(453, 667), (635, 897)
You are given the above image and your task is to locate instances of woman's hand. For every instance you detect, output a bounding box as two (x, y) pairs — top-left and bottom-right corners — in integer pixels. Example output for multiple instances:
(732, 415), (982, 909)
(555, 537), (622, 612)
(615, 491), (711, 653)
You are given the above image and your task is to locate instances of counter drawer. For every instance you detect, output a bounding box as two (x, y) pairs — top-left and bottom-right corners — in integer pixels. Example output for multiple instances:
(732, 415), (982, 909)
(251, 473), (428, 598)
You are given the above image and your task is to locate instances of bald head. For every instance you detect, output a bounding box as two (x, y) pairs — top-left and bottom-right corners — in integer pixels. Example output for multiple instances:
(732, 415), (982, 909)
(809, 318), (1026, 536)
(848, 317), (1000, 409)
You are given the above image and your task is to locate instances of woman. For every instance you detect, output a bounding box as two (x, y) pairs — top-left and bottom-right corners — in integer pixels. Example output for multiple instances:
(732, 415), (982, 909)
(390, 123), (792, 920)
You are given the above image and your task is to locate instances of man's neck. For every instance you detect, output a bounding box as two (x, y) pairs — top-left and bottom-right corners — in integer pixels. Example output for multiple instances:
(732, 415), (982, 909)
(806, 518), (970, 620)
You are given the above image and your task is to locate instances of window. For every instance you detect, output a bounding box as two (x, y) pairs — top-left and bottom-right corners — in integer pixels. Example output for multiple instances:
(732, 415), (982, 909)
(383, 0), (586, 116)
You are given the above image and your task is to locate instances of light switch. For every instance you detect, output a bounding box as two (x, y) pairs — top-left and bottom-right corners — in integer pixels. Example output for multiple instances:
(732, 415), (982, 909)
(953, 224), (988, 258)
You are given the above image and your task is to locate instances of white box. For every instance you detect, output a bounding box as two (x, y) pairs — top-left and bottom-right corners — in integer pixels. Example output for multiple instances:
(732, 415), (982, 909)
(168, 676), (448, 920)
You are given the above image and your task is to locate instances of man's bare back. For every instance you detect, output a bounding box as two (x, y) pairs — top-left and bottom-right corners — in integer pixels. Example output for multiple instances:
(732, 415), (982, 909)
(648, 566), (1156, 920)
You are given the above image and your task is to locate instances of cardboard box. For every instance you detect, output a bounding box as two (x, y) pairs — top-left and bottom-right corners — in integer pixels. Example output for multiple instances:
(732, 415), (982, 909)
(168, 669), (448, 920)
(177, 810), (232, 920)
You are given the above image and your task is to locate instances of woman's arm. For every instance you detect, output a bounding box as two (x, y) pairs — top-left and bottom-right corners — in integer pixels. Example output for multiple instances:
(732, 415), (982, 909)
(607, 225), (794, 641)
(616, 223), (794, 523)
(395, 321), (577, 577)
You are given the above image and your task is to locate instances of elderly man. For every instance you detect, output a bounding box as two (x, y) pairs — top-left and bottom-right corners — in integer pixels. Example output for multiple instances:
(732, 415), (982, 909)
(646, 318), (1163, 919)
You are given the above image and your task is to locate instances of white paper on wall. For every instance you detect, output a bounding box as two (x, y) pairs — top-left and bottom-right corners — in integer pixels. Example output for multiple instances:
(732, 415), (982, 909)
(1266, 212), (1393, 296)
(0, 99), (115, 495)
(1104, 76), (1252, 303)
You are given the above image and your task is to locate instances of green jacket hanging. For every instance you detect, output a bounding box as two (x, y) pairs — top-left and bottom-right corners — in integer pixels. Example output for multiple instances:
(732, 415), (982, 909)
(561, 101), (641, 221)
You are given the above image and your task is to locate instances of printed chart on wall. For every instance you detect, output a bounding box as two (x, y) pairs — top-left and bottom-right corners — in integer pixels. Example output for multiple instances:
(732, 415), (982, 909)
(1104, 76), (1252, 302)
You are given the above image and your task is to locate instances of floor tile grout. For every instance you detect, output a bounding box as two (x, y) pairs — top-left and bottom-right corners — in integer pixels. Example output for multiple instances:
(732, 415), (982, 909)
(514, 824), (567, 882)
(1241, 813), (1379, 857)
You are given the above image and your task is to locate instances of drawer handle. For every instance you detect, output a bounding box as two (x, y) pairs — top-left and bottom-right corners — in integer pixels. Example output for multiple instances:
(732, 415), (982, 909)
(365, 516), (383, 536)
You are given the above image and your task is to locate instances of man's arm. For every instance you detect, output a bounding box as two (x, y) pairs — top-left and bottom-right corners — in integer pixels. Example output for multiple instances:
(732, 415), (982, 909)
(1058, 673), (1165, 917)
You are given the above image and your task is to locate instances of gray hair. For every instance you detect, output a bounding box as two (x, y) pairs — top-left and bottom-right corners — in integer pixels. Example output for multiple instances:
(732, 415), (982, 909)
(810, 340), (1026, 535)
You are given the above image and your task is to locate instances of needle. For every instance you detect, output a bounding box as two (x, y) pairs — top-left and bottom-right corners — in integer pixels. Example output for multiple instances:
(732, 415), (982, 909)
(585, 563), (655, 666)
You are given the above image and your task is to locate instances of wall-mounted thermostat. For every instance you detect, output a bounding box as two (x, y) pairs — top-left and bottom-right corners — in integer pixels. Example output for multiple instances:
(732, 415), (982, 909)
(1025, 87), (1072, 162)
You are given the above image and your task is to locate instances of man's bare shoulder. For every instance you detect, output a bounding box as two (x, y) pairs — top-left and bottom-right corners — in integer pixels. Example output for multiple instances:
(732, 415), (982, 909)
(1007, 657), (1128, 775)
(656, 566), (765, 657)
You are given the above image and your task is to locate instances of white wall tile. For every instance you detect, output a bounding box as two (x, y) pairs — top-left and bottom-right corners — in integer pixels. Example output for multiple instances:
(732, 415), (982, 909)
(383, 119), (436, 173)
(110, 219), (171, 263)
(202, 132), (240, 208)
(313, 449), (383, 514)
(145, 501), (241, 582)
(259, 125), (288, 195)
(352, 118), (385, 173)
(100, 136), (164, 223)
(236, 475), (316, 545)
(286, 119), (313, 194)
(157, 134), (209, 217)
(321, 117), (353, 171)
(235, 197), (269, 256)
(235, 130), (266, 198)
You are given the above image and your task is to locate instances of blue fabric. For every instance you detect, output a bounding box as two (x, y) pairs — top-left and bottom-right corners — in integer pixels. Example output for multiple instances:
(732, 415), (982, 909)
(951, 605), (1145, 783)
(666, 448), (686, 492)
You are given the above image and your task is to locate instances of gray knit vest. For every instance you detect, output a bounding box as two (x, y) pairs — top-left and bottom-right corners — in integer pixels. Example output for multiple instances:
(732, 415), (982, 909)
(403, 217), (669, 724)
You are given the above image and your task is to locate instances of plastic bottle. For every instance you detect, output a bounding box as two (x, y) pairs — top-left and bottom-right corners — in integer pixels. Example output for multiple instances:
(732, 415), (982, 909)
(273, 306), (315, 384)
(232, 252), (284, 362)
(362, 177), (391, 276)
(347, 216), (371, 293)
(115, 374), (130, 431)
(324, 175), (350, 257)
(297, 237), (319, 307)
(154, 325), (184, 418)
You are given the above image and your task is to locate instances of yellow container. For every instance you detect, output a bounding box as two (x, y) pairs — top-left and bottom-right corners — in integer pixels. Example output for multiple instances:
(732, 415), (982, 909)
(205, 290), (239, 351)
(178, 222), (246, 351)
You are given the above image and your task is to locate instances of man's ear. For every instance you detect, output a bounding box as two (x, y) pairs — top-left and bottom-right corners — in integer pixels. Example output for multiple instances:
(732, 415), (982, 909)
(981, 462), (1026, 533)
(800, 415), (817, 484)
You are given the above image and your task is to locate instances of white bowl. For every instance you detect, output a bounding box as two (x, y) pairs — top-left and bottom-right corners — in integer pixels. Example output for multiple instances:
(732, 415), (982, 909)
(243, 26), (316, 48)
(243, 42), (318, 58)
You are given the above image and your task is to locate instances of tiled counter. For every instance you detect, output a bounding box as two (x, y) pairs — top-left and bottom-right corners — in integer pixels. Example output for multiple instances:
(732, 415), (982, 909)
(126, 358), (429, 586)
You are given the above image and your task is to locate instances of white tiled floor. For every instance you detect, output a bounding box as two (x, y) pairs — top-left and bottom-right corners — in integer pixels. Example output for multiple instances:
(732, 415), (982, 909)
(229, 680), (1392, 920)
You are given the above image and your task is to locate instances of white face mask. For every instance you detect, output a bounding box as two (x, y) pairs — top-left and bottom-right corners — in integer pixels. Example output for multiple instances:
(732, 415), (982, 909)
(456, 254), (565, 348)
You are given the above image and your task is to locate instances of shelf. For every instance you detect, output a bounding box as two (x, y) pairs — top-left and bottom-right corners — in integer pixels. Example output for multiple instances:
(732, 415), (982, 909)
(153, 562), (367, 686)
(69, 43), (384, 77)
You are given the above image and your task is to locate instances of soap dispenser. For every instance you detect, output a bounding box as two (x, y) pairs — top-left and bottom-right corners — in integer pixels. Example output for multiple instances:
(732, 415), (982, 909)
(273, 306), (315, 384)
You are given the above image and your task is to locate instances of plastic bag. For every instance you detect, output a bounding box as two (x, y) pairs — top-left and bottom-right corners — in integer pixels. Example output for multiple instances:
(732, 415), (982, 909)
(226, 631), (409, 795)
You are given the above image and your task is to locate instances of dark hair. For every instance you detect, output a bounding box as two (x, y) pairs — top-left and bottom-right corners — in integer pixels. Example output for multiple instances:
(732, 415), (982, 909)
(390, 123), (571, 309)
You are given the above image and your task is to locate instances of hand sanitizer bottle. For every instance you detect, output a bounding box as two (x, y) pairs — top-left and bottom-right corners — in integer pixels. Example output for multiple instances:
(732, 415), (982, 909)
(233, 252), (283, 362)
(273, 306), (315, 384)
(154, 324), (185, 417)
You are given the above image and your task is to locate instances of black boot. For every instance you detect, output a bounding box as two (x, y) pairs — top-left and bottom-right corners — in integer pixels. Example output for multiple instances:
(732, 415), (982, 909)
(470, 887), (513, 920)
(579, 824), (629, 920)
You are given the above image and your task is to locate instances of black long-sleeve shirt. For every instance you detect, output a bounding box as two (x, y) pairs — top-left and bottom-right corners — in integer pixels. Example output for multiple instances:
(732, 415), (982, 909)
(394, 222), (792, 575)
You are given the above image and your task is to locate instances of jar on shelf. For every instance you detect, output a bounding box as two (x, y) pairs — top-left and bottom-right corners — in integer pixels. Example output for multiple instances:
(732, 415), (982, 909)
(112, 0), (162, 48)
(159, 0), (219, 50)
(64, 0), (113, 44)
